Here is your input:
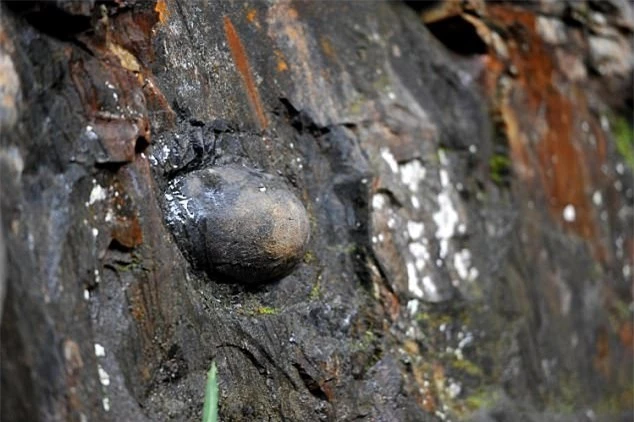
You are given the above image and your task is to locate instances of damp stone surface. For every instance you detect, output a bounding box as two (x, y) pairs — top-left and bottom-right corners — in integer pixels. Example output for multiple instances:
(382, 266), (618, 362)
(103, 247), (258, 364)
(163, 165), (310, 283)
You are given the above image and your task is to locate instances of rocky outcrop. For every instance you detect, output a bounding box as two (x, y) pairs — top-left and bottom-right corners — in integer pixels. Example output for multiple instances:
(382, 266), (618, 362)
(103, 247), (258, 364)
(1, 1), (632, 421)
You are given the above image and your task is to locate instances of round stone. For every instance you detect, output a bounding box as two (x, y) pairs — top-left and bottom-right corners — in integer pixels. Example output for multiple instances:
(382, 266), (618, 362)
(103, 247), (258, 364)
(163, 165), (310, 283)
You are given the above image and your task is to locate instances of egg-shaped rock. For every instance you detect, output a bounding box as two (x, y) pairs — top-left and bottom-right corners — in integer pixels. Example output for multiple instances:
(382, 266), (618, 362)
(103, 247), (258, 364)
(163, 165), (310, 283)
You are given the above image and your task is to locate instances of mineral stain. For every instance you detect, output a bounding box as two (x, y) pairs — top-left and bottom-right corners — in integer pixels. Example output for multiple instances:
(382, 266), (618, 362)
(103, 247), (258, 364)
(164, 165), (310, 283)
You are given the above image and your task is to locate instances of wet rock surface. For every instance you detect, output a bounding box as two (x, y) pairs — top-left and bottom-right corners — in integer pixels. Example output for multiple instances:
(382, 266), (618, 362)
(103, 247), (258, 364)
(0, 1), (632, 421)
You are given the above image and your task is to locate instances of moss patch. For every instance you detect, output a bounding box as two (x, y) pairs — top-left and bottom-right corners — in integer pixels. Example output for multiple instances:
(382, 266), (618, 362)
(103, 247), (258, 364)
(255, 306), (279, 315)
(489, 154), (512, 185)
(611, 114), (634, 170)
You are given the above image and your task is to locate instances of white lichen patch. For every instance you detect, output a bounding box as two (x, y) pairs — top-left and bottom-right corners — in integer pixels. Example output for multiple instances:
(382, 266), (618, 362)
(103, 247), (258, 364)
(453, 249), (470, 280)
(372, 193), (388, 210)
(421, 276), (441, 301)
(372, 234), (386, 244)
(98, 365), (110, 386)
(161, 145), (171, 161)
(178, 198), (194, 218)
(562, 204), (576, 222)
(439, 169), (450, 188)
(407, 221), (424, 240)
(87, 184), (107, 206)
(453, 249), (478, 283)
(95, 343), (106, 357)
(380, 147), (399, 173)
(164, 190), (190, 225)
(399, 159), (426, 192)
(407, 262), (424, 298)
(447, 379), (462, 399)
(434, 191), (459, 259)
(433, 151), (463, 260)
(409, 242), (429, 271)
(407, 299), (420, 315)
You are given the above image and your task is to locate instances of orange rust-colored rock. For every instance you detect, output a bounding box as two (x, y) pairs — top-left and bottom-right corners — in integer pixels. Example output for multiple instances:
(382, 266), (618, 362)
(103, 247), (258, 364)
(154, 0), (170, 25)
(480, 4), (613, 261)
(223, 16), (268, 130)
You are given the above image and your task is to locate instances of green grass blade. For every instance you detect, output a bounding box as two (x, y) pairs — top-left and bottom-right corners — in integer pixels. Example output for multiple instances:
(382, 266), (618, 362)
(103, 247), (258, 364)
(202, 361), (219, 422)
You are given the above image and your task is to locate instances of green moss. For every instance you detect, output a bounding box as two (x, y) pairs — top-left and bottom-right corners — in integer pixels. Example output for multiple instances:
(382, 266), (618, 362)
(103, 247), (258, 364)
(327, 243), (358, 255)
(463, 388), (501, 411)
(352, 330), (378, 353)
(451, 358), (484, 377)
(256, 306), (279, 315)
(489, 154), (511, 185)
(371, 73), (391, 92)
(352, 330), (382, 371)
(309, 279), (321, 300)
(611, 115), (634, 170)
(109, 253), (146, 273)
(308, 211), (319, 232)
(347, 95), (366, 115)
(303, 251), (316, 264)
(362, 330), (376, 346)
(415, 311), (452, 328)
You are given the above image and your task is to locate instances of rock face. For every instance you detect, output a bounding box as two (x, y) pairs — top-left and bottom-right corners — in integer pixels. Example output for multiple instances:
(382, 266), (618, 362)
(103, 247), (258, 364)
(164, 165), (310, 283)
(0, 1), (632, 421)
